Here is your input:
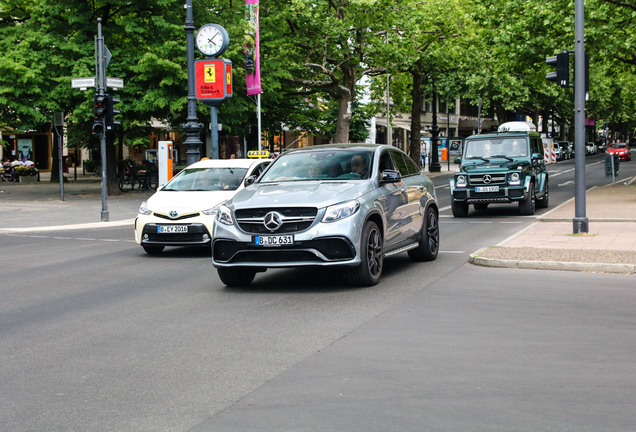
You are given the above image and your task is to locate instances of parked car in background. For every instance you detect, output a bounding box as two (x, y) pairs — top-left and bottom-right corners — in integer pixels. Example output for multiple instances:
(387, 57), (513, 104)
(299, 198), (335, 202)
(585, 142), (597, 156)
(212, 143), (439, 287)
(607, 143), (631, 161)
(555, 141), (571, 160)
(135, 158), (271, 254)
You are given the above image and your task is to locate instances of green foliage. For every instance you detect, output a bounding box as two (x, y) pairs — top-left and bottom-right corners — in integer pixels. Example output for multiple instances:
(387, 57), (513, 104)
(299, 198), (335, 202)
(0, 0), (634, 147)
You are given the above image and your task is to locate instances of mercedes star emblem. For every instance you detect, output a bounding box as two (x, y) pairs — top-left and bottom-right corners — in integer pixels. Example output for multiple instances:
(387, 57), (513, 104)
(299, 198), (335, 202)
(483, 175), (492, 184)
(263, 211), (283, 231)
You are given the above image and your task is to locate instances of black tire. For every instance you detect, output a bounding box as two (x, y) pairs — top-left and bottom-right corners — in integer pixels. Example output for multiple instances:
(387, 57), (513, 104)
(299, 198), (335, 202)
(519, 182), (536, 215)
(142, 245), (164, 255)
(218, 267), (256, 287)
(146, 173), (159, 191)
(348, 221), (383, 286)
(408, 207), (439, 262)
(451, 200), (469, 217)
(118, 173), (135, 192)
(474, 203), (488, 211)
(536, 179), (549, 209)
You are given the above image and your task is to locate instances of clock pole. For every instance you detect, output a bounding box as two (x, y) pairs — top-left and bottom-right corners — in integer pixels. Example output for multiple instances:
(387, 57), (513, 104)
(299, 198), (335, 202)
(182, 0), (204, 165)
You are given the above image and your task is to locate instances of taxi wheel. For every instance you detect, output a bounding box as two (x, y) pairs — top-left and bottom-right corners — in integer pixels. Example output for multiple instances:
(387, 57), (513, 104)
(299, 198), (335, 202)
(348, 221), (383, 286)
(142, 245), (164, 255)
(218, 267), (256, 287)
(408, 207), (439, 262)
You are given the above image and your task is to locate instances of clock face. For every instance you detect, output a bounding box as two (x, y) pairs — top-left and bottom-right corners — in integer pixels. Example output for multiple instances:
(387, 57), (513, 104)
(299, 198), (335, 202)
(196, 24), (228, 57)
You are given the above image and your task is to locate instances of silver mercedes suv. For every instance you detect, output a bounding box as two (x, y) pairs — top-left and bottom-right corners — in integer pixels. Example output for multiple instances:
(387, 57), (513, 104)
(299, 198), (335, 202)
(212, 143), (439, 287)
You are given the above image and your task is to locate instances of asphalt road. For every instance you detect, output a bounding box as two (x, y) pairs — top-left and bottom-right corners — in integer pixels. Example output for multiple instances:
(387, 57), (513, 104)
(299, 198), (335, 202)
(1, 154), (635, 431)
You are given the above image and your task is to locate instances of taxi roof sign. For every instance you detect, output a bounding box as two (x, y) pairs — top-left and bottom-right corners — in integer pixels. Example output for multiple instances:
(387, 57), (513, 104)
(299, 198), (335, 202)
(247, 150), (270, 158)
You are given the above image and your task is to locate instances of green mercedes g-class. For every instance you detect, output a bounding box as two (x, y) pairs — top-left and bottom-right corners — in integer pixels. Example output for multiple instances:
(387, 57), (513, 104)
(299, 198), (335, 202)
(449, 124), (549, 217)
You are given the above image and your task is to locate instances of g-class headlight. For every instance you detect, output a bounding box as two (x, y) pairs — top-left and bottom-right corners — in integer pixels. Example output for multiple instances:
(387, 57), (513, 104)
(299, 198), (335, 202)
(323, 200), (360, 223)
(509, 172), (521, 185)
(215, 205), (234, 226)
(456, 174), (467, 188)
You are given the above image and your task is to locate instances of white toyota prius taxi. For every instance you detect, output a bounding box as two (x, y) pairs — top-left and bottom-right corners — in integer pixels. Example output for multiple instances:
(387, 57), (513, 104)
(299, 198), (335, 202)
(134, 158), (270, 254)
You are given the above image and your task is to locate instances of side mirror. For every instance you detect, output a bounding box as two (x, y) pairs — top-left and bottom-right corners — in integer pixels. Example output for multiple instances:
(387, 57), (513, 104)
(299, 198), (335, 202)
(454, 157), (462, 164)
(531, 152), (543, 160)
(244, 175), (257, 186)
(379, 169), (401, 184)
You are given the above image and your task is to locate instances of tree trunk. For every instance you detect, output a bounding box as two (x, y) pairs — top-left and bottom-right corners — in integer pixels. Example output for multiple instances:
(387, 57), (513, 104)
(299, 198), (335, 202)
(335, 91), (353, 143)
(409, 70), (423, 163)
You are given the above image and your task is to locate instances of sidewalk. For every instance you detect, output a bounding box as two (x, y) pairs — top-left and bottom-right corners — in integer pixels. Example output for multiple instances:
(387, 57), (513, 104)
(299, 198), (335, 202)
(470, 180), (636, 275)
(0, 171), (153, 233)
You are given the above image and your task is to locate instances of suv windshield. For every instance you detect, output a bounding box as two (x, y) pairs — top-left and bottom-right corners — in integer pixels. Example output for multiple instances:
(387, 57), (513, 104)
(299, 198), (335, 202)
(464, 137), (529, 159)
(260, 149), (374, 182)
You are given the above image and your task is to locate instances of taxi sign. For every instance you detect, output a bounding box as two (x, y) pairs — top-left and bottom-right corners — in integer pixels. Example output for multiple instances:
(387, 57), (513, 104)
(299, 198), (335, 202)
(247, 150), (270, 158)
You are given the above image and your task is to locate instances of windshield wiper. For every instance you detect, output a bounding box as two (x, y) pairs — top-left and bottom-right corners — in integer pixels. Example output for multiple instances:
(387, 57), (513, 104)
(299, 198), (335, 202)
(466, 156), (490, 162)
(490, 154), (514, 161)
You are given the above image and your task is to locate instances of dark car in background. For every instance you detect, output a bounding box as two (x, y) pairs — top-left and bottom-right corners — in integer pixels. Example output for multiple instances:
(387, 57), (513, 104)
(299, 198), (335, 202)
(212, 144), (439, 287)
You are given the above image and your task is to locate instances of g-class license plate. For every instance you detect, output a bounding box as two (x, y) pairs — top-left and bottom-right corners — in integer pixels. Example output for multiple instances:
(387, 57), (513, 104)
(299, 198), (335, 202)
(254, 235), (294, 247)
(157, 225), (188, 233)
(475, 186), (499, 193)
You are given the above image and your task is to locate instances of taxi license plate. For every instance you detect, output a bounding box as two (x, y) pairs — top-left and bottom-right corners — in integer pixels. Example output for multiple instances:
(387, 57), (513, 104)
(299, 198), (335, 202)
(253, 235), (294, 247)
(157, 225), (188, 233)
(475, 186), (499, 193)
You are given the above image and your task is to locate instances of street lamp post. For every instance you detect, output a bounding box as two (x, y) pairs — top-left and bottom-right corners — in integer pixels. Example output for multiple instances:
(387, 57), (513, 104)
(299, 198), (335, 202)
(182, 0), (203, 165)
(573, 0), (588, 233)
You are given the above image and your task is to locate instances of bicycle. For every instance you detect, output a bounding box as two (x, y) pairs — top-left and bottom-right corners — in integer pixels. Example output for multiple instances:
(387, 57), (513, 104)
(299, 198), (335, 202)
(118, 160), (159, 192)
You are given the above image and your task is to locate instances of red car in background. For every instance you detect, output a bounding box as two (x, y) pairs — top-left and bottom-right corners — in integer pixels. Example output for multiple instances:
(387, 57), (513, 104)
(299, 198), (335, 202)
(607, 143), (631, 161)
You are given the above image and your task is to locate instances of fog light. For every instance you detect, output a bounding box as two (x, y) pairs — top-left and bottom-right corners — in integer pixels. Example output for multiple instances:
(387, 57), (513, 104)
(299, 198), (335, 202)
(143, 234), (149, 240)
(203, 234), (210, 241)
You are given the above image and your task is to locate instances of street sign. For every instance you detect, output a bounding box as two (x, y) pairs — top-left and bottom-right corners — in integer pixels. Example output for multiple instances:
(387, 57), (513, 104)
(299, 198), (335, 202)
(71, 77), (96, 89)
(106, 77), (124, 89)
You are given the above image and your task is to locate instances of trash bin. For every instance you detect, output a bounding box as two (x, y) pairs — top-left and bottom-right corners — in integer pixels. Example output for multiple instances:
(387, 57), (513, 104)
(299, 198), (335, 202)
(604, 153), (619, 176)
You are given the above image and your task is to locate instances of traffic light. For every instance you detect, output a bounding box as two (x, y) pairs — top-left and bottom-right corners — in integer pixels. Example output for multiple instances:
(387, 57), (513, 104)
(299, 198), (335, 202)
(92, 94), (107, 135)
(105, 94), (121, 131)
(546, 51), (570, 87)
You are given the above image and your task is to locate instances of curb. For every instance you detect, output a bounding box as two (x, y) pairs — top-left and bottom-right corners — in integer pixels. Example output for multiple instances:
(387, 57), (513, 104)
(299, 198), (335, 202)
(0, 218), (135, 234)
(469, 247), (636, 275)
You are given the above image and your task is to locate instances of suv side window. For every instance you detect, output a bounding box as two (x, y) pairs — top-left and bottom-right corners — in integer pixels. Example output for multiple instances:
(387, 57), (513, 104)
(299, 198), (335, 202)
(531, 137), (542, 155)
(389, 150), (419, 177)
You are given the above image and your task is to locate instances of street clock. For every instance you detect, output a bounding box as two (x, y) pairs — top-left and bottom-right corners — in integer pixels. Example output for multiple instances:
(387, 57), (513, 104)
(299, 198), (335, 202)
(196, 23), (229, 57)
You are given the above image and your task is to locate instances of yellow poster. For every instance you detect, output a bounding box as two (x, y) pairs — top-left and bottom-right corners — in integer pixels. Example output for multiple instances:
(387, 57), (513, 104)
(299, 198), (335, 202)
(205, 65), (216, 83)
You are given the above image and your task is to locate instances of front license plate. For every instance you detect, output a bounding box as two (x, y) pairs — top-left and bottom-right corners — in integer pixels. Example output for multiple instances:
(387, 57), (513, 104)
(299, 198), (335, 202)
(475, 186), (499, 192)
(253, 235), (294, 247)
(157, 225), (188, 233)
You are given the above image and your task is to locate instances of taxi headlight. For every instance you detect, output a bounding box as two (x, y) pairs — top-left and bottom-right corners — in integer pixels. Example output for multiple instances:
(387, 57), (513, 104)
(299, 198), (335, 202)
(323, 200), (360, 223)
(509, 172), (521, 185)
(138, 201), (152, 215)
(456, 174), (467, 187)
(216, 205), (234, 226)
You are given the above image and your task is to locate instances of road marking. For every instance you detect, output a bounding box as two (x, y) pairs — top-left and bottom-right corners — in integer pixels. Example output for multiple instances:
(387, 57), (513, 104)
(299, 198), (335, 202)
(558, 180), (574, 187)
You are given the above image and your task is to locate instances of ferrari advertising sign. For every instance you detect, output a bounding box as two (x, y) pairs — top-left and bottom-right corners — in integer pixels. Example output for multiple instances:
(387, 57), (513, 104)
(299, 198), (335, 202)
(196, 59), (233, 105)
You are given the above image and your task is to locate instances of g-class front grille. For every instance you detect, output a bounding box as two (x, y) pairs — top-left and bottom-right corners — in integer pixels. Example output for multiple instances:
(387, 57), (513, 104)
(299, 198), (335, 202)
(469, 174), (506, 185)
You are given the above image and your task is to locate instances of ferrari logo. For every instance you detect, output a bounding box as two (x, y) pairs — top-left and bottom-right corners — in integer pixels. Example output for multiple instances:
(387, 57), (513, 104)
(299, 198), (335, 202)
(204, 65), (216, 83)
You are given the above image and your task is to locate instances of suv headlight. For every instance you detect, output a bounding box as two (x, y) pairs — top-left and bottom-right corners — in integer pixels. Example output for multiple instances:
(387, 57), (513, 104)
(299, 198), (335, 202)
(509, 172), (521, 185)
(138, 201), (151, 215)
(455, 174), (467, 188)
(202, 202), (224, 216)
(322, 200), (360, 223)
(215, 205), (234, 226)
